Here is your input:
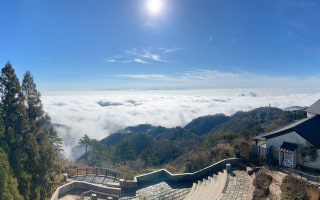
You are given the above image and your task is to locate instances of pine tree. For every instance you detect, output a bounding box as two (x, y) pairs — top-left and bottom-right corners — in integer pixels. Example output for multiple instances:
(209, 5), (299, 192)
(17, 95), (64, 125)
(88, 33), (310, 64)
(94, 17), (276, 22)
(113, 140), (136, 164)
(79, 134), (91, 162)
(0, 64), (61, 200)
(21, 70), (61, 199)
(0, 148), (23, 200)
(22, 71), (63, 150)
(22, 71), (46, 129)
(0, 63), (29, 146)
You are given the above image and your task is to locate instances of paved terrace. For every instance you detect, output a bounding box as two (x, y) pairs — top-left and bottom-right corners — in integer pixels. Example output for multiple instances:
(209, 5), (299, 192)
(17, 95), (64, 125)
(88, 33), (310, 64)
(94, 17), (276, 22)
(221, 170), (253, 200)
(120, 168), (253, 200)
(72, 175), (120, 187)
(52, 159), (256, 200)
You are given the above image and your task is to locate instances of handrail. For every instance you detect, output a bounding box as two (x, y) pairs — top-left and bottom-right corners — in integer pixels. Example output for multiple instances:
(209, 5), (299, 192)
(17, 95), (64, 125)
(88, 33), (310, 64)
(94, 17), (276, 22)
(135, 158), (240, 183)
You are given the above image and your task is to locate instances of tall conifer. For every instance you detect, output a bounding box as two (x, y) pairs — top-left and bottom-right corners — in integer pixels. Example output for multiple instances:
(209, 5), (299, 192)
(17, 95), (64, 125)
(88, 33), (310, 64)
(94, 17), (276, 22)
(22, 71), (44, 130)
(0, 63), (29, 146)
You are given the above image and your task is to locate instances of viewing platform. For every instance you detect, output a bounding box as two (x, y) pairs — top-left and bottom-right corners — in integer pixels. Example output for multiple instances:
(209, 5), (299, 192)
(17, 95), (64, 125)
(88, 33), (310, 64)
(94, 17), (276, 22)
(52, 158), (255, 200)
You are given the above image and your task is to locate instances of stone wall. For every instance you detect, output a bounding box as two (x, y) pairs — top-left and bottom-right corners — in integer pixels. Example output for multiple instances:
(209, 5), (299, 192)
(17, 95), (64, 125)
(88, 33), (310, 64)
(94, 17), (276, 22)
(135, 158), (240, 183)
(50, 181), (121, 200)
(51, 158), (240, 198)
(120, 179), (137, 189)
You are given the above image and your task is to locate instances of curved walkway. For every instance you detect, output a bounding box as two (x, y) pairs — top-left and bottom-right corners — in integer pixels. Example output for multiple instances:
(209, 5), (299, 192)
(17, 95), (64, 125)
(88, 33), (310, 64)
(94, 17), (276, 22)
(220, 170), (252, 200)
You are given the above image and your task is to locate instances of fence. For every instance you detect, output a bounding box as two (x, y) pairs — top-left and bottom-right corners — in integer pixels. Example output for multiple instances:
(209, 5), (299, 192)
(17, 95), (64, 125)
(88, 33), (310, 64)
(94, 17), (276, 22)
(252, 144), (272, 159)
(68, 167), (122, 179)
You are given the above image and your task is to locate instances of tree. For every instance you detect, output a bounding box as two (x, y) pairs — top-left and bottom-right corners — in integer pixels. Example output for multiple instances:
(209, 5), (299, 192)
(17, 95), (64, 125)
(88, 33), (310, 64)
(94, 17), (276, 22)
(113, 140), (136, 164)
(0, 148), (23, 200)
(78, 134), (91, 162)
(22, 71), (45, 130)
(0, 63), (29, 146)
(21, 69), (61, 199)
(0, 64), (61, 200)
(87, 139), (109, 166)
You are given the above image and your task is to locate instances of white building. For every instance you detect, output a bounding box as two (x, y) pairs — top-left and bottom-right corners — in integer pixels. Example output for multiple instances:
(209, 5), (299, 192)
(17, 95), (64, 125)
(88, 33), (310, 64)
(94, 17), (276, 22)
(254, 99), (320, 169)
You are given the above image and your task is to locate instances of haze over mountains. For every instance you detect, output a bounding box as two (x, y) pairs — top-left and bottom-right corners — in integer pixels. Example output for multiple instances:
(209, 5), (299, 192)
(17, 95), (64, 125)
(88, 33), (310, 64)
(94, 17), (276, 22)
(41, 88), (320, 159)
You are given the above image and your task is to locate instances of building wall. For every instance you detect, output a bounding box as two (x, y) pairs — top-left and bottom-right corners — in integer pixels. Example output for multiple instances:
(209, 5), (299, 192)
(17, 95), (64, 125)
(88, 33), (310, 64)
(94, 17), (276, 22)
(304, 149), (320, 169)
(266, 131), (303, 161)
(266, 131), (320, 169)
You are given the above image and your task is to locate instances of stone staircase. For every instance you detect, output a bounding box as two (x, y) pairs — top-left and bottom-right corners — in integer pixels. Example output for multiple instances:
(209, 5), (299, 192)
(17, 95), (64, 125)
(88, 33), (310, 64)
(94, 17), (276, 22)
(120, 181), (192, 200)
(184, 169), (228, 200)
(120, 169), (253, 200)
(220, 170), (251, 200)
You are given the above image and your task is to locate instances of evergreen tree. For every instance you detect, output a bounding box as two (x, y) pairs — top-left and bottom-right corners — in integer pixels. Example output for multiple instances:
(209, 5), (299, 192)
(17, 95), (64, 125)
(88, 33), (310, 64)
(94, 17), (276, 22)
(22, 71), (45, 130)
(0, 63), (29, 146)
(0, 148), (23, 200)
(0, 63), (61, 200)
(36, 130), (59, 197)
(0, 63), (32, 199)
(79, 134), (91, 162)
(21, 70), (61, 199)
(113, 140), (136, 164)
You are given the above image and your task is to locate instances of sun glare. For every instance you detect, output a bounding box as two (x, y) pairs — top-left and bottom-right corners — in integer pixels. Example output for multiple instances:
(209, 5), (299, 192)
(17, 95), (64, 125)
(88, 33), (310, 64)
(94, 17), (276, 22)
(146, 0), (163, 16)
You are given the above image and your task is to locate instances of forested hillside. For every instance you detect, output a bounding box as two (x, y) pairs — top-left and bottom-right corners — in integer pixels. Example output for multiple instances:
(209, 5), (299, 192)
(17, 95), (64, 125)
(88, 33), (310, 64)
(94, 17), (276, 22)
(0, 63), (62, 200)
(77, 105), (306, 178)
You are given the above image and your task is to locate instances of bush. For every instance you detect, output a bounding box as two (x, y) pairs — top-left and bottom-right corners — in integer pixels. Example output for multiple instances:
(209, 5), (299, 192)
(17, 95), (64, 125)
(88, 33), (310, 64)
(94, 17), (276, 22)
(253, 188), (269, 200)
(252, 171), (272, 200)
(281, 174), (308, 200)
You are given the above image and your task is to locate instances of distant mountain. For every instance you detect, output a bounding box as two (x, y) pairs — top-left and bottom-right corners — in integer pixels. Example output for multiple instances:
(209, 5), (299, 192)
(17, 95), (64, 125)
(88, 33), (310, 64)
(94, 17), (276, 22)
(284, 106), (307, 111)
(101, 107), (307, 147)
(96, 106), (307, 171)
(184, 114), (229, 135)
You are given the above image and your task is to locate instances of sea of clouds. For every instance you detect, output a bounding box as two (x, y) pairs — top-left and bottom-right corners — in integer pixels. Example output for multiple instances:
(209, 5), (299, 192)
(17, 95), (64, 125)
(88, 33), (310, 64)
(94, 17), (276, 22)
(42, 88), (320, 159)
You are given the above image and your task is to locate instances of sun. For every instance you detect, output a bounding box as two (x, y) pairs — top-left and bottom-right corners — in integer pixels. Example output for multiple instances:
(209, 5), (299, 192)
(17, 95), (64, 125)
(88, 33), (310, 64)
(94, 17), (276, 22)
(146, 0), (164, 16)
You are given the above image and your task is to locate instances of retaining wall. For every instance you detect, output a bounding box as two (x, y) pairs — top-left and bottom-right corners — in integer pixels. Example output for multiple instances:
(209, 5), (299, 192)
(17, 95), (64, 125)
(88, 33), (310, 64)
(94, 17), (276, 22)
(135, 158), (240, 183)
(51, 181), (121, 200)
(51, 158), (241, 198)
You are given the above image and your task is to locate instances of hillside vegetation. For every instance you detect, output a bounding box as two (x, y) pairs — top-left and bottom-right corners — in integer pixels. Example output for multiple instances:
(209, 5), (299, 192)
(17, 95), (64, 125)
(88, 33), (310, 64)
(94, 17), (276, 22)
(0, 63), (62, 199)
(77, 105), (306, 178)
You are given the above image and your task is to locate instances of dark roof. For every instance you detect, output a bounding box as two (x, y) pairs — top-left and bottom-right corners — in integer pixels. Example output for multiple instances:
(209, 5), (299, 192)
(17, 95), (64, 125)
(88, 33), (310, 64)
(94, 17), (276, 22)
(306, 99), (320, 115)
(279, 142), (298, 153)
(255, 115), (320, 148)
(254, 117), (310, 140)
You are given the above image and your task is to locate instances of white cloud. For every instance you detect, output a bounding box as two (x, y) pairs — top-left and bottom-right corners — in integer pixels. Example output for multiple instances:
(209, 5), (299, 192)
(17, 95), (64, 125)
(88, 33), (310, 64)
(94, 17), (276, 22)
(118, 69), (320, 89)
(118, 74), (173, 81)
(42, 89), (320, 160)
(105, 58), (116, 63)
(160, 48), (182, 54)
(133, 58), (149, 64)
(105, 47), (179, 64)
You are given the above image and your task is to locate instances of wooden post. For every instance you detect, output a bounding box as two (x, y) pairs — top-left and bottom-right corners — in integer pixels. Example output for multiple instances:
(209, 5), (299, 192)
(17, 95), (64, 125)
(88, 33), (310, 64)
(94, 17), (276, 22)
(96, 168), (98, 176)
(77, 169), (79, 176)
(86, 168), (88, 176)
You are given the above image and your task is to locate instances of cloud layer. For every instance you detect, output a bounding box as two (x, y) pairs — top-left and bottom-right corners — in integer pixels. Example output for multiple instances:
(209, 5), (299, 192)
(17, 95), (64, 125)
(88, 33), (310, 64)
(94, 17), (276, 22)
(42, 89), (320, 159)
(105, 47), (181, 64)
(117, 69), (320, 89)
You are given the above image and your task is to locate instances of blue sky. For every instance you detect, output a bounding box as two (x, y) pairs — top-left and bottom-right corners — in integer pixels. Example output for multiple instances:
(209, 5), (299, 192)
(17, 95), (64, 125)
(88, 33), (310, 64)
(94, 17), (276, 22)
(1, 0), (320, 91)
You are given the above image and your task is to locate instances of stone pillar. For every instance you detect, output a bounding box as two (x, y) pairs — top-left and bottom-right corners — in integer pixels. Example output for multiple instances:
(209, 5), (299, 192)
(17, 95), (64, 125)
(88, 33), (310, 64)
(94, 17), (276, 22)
(226, 164), (231, 173)
(63, 173), (68, 182)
